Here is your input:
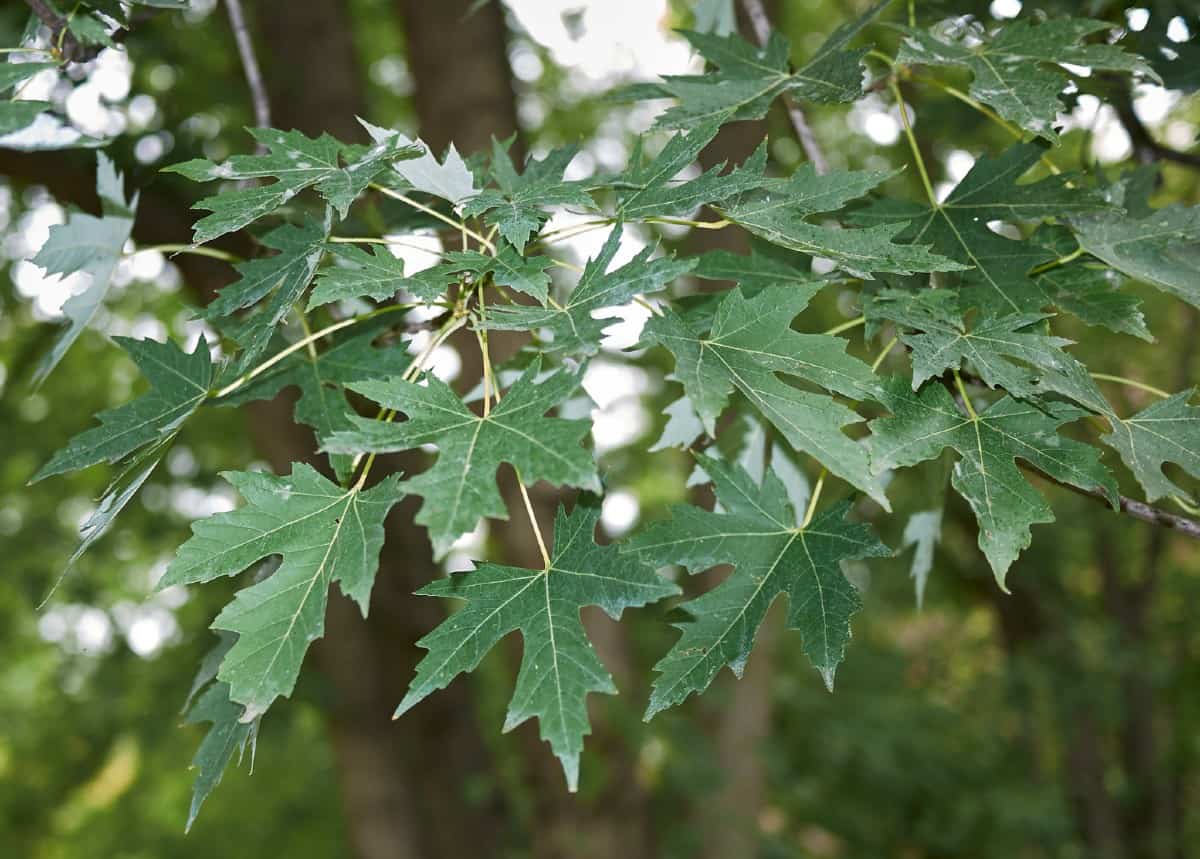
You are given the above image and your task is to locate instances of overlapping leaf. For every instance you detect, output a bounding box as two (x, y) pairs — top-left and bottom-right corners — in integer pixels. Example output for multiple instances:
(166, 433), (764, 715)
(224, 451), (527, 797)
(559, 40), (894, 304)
(896, 17), (1156, 140)
(626, 454), (889, 715)
(481, 225), (695, 355)
(463, 139), (593, 252)
(853, 143), (1112, 314)
(1101, 390), (1200, 503)
(718, 163), (966, 277)
(160, 464), (404, 719)
(167, 127), (421, 243)
(0, 60), (55, 136)
(324, 360), (600, 557)
(648, 1), (889, 128)
(364, 121), (480, 209)
(183, 680), (258, 832)
(868, 376), (1117, 587)
(644, 284), (888, 506)
(32, 153), (137, 385)
(397, 504), (678, 790)
(309, 242), (445, 308)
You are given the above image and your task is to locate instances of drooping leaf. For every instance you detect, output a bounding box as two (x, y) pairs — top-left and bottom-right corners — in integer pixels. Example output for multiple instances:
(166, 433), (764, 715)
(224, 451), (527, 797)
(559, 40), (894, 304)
(462, 139), (593, 252)
(868, 376), (1118, 588)
(166, 127), (421, 243)
(649, 1), (890, 128)
(901, 509), (942, 609)
(31, 153), (137, 385)
(612, 123), (765, 221)
(718, 163), (966, 277)
(183, 681), (259, 832)
(896, 17), (1157, 140)
(396, 504), (678, 791)
(626, 454), (889, 715)
(159, 464), (405, 719)
(308, 242), (444, 308)
(324, 360), (600, 557)
(33, 335), (213, 481)
(853, 143), (1113, 314)
(206, 213), (330, 372)
(643, 284), (889, 507)
(481, 225), (696, 355)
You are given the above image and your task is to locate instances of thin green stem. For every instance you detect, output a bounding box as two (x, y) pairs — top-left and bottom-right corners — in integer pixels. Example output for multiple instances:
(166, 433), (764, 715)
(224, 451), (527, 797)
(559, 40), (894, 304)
(644, 216), (731, 230)
(370, 184), (496, 253)
(1030, 247), (1084, 276)
(0, 47), (53, 55)
(871, 335), (899, 372)
(800, 469), (827, 529)
(823, 316), (865, 337)
(890, 79), (938, 208)
(1090, 373), (1171, 400)
(213, 304), (411, 398)
(953, 369), (979, 420)
(535, 219), (613, 245)
(133, 244), (242, 264)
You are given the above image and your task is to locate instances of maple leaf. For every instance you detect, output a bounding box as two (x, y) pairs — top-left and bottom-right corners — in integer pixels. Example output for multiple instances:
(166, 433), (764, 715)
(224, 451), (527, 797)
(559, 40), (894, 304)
(626, 454), (889, 715)
(852, 143), (1112, 314)
(1070, 169), (1200, 310)
(205, 213), (330, 372)
(902, 509), (942, 609)
(167, 127), (421, 243)
(649, 1), (889, 128)
(643, 284), (889, 507)
(896, 17), (1157, 140)
(462, 139), (593, 252)
(396, 504), (678, 791)
(34, 335), (213, 481)
(218, 319), (411, 482)
(308, 243), (444, 308)
(717, 163), (966, 277)
(1100, 391), (1200, 504)
(31, 153), (137, 385)
(481, 225), (696, 355)
(864, 287), (1108, 411)
(868, 376), (1117, 588)
(183, 680), (258, 832)
(324, 360), (600, 557)
(160, 464), (405, 720)
(0, 60), (55, 135)
(691, 244), (822, 293)
(364, 121), (480, 209)
(611, 122), (765, 222)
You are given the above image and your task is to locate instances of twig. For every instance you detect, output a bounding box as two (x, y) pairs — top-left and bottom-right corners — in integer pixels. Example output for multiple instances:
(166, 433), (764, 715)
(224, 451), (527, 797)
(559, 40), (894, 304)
(23, 0), (98, 63)
(738, 0), (829, 174)
(223, 0), (272, 132)
(1027, 466), (1200, 540)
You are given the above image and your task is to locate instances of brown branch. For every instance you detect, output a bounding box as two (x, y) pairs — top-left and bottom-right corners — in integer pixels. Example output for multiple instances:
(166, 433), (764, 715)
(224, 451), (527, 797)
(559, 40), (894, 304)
(1023, 463), (1200, 540)
(223, 0), (272, 132)
(738, 0), (829, 174)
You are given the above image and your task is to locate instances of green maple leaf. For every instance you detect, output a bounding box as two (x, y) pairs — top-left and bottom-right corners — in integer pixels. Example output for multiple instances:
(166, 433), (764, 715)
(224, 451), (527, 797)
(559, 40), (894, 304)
(718, 164), (965, 278)
(396, 504), (678, 791)
(167, 126), (421, 243)
(864, 288), (1107, 411)
(853, 143), (1112, 314)
(612, 122), (765, 221)
(868, 376), (1117, 588)
(462, 139), (593, 252)
(206, 213), (330, 372)
(692, 244), (821, 292)
(1031, 226), (1151, 341)
(1100, 391), (1200, 504)
(0, 60), (55, 135)
(183, 680), (258, 832)
(218, 319), (411, 482)
(1071, 169), (1200, 310)
(160, 464), (405, 719)
(896, 18), (1156, 140)
(481, 225), (695, 355)
(644, 284), (889, 507)
(649, 1), (889, 128)
(324, 360), (600, 557)
(309, 243), (444, 308)
(34, 335), (212, 481)
(625, 454), (889, 715)
(31, 153), (137, 385)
